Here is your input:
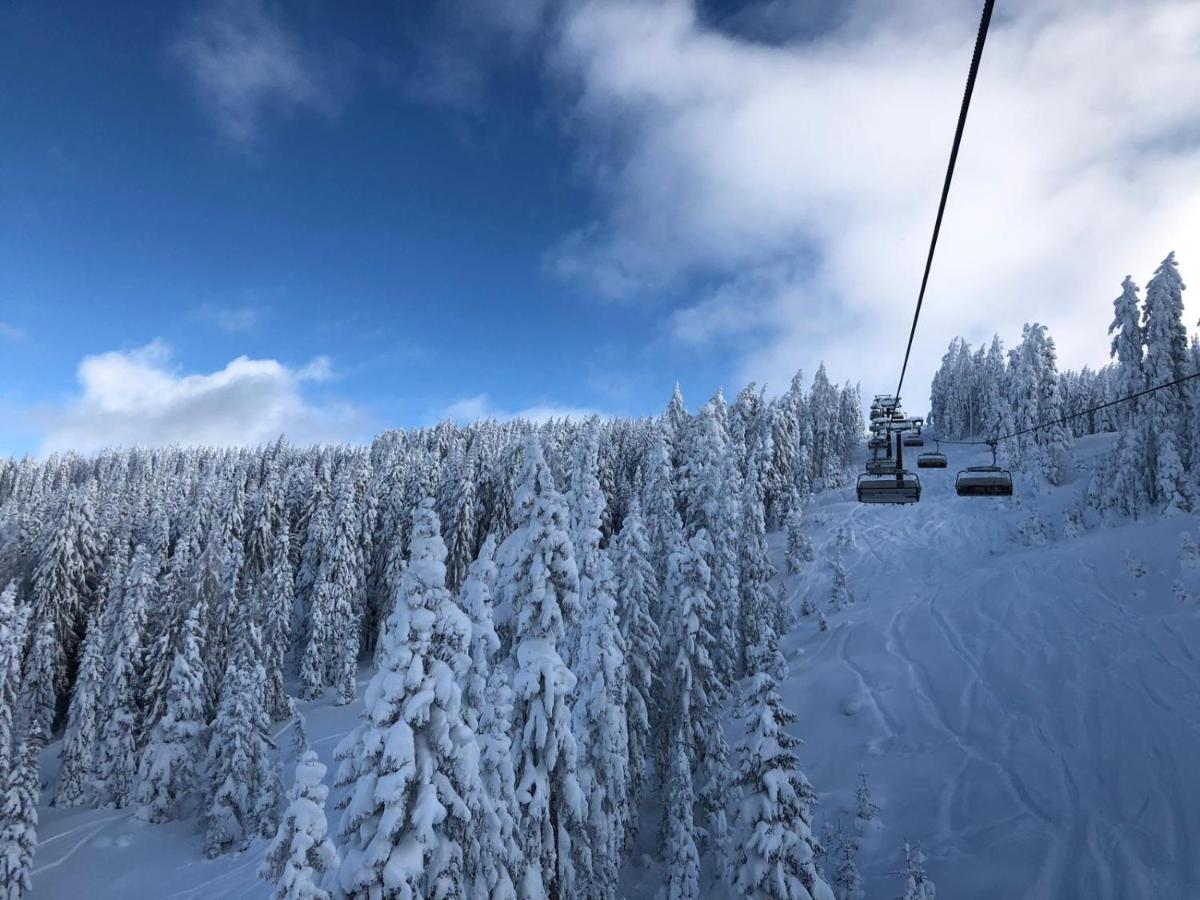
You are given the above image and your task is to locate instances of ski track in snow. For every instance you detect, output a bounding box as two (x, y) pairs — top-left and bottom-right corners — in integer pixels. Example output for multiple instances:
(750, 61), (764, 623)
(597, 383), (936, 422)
(783, 437), (1200, 899)
(27, 435), (1200, 900)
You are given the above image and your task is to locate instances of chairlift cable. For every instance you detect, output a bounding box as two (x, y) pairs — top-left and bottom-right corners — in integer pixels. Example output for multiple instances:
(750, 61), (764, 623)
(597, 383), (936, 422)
(894, 0), (996, 402)
(935, 369), (1200, 447)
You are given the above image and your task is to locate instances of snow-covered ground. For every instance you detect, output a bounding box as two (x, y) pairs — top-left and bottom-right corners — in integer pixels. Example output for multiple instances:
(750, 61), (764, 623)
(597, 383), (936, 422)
(29, 435), (1200, 899)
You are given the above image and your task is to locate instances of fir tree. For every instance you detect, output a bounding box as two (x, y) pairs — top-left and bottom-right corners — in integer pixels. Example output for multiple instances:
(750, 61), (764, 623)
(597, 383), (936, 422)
(897, 842), (936, 900)
(53, 609), (106, 807)
(572, 552), (629, 899)
(259, 750), (340, 900)
(0, 584), (29, 784)
(203, 620), (280, 857)
(733, 672), (832, 900)
(662, 731), (701, 900)
(613, 495), (660, 842)
(134, 602), (207, 824)
(494, 437), (586, 899)
(334, 498), (481, 899)
(0, 730), (43, 900)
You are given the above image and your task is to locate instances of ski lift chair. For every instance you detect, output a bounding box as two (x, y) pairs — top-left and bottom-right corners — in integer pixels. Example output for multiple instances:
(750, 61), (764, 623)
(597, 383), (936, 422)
(903, 432), (925, 447)
(858, 471), (921, 504)
(866, 456), (899, 475)
(868, 435), (889, 451)
(917, 441), (947, 468)
(955, 441), (1013, 496)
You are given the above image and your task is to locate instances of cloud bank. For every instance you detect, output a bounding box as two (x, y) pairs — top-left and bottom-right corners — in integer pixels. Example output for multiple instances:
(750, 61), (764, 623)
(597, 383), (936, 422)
(546, 0), (1200, 405)
(39, 342), (368, 454)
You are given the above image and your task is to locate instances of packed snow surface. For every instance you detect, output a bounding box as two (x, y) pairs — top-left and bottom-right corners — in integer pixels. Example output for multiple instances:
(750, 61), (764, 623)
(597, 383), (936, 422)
(30, 437), (1200, 899)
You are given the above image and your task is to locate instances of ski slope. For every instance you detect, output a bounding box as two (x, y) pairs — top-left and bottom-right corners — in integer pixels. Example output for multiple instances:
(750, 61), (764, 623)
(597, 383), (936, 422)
(29, 435), (1200, 899)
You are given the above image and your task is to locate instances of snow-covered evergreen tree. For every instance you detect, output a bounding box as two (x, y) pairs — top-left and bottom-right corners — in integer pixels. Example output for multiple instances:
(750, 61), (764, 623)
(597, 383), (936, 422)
(259, 750), (340, 900)
(262, 520), (295, 720)
(613, 495), (660, 842)
(53, 610), (106, 807)
(897, 842), (936, 900)
(0, 583), (27, 780)
(831, 823), (863, 900)
(96, 543), (156, 807)
(732, 672), (832, 900)
(334, 498), (481, 899)
(300, 465), (361, 704)
(458, 536), (520, 900)
(572, 552), (629, 899)
(494, 437), (586, 899)
(1142, 252), (1189, 511)
(662, 730), (701, 900)
(134, 601), (207, 824)
(203, 619), (280, 857)
(0, 730), (42, 900)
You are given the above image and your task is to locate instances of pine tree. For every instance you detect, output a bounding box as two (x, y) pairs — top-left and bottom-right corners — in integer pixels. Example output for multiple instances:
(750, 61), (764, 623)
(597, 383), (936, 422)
(662, 730), (701, 900)
(0, 583), (29, 783)
(786, 499), (815, 575)
(613, 495), (660, 843)
(95, 543), (156, 807)
(334, 498), (481, 899)
(0, 730), (43, 900)
(459, 536), (520, 900)
(262, 519), (295, 720)
(573, 552), (629, 899)
(134, 602), (207, 824)
(830, 558), (852, 611)
(642, 426), (680, 595)
(494, 437), (586, 899)
(203, 620), (280, 857)
(855, 774), (880, 826)
(1142, 252), (1189, 510)
(733, 672), (831, 900)
(19, 613), (57, 744)
(300, 466), (360, 704)
(53, 609), (106, 807)
(897, 842), (936, 900)
(259, 750), (340, 900)
(831, 823), (863, 900)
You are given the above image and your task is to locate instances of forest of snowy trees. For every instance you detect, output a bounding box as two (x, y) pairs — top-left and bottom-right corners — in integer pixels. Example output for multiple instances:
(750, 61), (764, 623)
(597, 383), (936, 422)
(0, 367), (864, 899)
(928, 252), (1193, 514)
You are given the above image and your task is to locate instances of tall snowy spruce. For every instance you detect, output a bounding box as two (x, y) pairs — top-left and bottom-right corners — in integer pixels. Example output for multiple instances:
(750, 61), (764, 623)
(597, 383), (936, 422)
(203, 619), (280, 857)
(53, 609), (106, 808)
(0, 583), (28, 780)
(897, 842), (936, 900)
(134, 602), (207, 824)
(259, 750), (340, 900)
(0, 731), (43, 900)
(459, 535), (520, 900)
(301, 465), (362, 705)
(1141, 252), (1189, 511)
(612, 494), (660, 842)
(572, 552), (630, 899)
(662, 732), (701, 900)
(96, 543), (157, 807)
(334, 498), (482, 899)
(1103, 276), (1152, 516)
(494, 437), (587, 900)
(733, 672), (832, 900)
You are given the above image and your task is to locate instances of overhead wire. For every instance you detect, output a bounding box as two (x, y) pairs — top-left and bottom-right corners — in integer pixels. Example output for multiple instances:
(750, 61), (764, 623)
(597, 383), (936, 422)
(894, 0), (996, 403)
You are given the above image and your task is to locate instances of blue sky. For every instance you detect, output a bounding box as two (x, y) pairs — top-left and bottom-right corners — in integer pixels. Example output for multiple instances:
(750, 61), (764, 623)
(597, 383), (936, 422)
(2, 0), (1197, 454)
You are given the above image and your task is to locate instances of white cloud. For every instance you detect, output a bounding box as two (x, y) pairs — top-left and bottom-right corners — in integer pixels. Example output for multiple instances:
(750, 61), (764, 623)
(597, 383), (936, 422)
(0, 322), (26, 342)
(547, 0), (1200, 408)
(442, 392), (604, 424)
(194, 303), (260, 332)
(38, 341), (369, 454)
(172, 0), (339, 145)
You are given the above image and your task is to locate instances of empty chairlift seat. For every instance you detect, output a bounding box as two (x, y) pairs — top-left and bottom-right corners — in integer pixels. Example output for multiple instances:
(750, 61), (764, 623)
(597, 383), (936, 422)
(866, 456), (899, 475)
(917, 451), (947, 469)
(857, 471), (921, 504)
(955, 465), (1013, 496)
(903, 432), (925, 447)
